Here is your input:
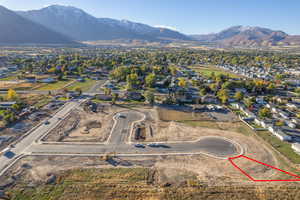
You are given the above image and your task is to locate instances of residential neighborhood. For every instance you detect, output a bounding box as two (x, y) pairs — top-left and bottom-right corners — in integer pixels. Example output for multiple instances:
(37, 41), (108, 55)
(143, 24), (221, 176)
(0, 47), (300, 199)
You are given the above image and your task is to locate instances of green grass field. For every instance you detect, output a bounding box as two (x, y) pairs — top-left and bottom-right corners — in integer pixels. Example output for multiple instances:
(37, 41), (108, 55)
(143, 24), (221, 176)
(66, 79), (96, 92)
(36, 80), (73, 91)
(0, 75), (18, 81)
(190, 65), (241, 79)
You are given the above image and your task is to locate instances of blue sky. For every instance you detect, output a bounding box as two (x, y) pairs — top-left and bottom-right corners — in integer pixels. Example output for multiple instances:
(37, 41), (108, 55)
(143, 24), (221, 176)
(0, 0), (299, 35)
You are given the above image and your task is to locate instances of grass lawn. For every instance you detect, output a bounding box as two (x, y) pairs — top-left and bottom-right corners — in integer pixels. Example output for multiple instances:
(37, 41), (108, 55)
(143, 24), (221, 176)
(190, 65), (241, 79)
(256, 131), (300, 164)
(0, 75), (18, 81)
(32, 96), (53, 108)
(67, 79), (96, 92)
(36, 80), (73, 91)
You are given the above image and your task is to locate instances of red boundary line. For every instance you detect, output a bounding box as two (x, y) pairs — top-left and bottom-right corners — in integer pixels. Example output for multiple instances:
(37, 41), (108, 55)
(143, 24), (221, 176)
(228, 155), (300, 182)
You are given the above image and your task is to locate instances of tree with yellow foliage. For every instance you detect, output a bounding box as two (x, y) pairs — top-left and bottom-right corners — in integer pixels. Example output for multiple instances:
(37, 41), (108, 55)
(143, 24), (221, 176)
(178, 78), (187, 88)
(7, 89), (17, 100)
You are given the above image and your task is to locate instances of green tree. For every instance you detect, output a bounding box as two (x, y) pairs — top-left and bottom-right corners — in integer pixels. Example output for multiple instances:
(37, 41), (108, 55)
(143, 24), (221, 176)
(144, 90), (155, 105)
(217, 89), (229, 104)
(199, 88), (207, 96)
(3, 111), (16, 125)
(244, 97), (256, 108)
(209, 83), (218, 93)
(169, 66), (178, 76)
(126, 73), (139, 90)
(145, 73), (156, 88)
(112, 93), (119, 105)
(75, 87), (82, 95)
(234, 91), (244, 101)
(104, 88), (112, 95)
(12, 103), (21, 111)
(259, 107), (272, 119)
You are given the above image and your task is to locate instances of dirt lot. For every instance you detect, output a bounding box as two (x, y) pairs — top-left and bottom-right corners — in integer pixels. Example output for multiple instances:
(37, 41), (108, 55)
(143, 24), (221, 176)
(43, 104), (147, 142)
(43, 105), (114, 142)
(2, 154), (300, 200)
(42, 104), (282, 181)
(0, 80), (41, 90)
(3, 105), (299, 199)
(130, 106), (296, 183)
(132, 106), (244, 143)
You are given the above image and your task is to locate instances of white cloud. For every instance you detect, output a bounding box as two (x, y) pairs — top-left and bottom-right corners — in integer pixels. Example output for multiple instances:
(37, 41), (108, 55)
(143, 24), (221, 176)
(154, 25), (179, 31)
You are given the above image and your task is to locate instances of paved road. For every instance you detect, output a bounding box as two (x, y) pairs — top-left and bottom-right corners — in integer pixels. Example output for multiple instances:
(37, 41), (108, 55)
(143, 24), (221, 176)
(108, 111), (143, 145)
(29, 137), (237, 157)
(0, 102), (241, 177)
(0, 99), (83, 175)
(27, 111), (237, 158)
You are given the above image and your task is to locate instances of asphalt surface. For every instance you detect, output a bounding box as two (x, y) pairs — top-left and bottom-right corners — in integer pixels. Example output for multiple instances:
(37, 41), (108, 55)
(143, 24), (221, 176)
(0, 99), (83, 175)
(108, 111), (143, 145)
(28, 111), (237, 157)
(29, 137), (237, 157)
(0, 99), (240, 177)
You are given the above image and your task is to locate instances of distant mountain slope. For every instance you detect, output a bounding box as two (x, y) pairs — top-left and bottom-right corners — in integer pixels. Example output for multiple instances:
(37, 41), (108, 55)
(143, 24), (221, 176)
(191, 26), (299, 47)
(0, 6), (75, 45)
(18, 5), (192, 41)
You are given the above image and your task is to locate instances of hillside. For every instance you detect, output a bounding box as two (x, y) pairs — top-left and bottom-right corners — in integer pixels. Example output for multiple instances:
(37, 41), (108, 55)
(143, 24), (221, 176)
(18, 5), (192, 42)
(0, 6), (75, 45)
(191, 26), (300, 47)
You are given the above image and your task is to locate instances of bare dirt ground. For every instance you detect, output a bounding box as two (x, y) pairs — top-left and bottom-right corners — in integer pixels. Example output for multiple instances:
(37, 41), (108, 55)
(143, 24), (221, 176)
(130, 106), (291, 183)
(0, 81), (41, 90)
(3, 105), (297, 198)
(44, 104), (149, 142)
(44, 105), (120, 142)
(1, 153), (298, 195)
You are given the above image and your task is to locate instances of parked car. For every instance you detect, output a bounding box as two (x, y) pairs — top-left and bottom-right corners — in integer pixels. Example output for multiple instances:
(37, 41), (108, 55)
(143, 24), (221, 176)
(44, 121), (50, 125)
(117, 113), (126, 119)
(147, 143), (160, 148)
(134, 144), (145, 148)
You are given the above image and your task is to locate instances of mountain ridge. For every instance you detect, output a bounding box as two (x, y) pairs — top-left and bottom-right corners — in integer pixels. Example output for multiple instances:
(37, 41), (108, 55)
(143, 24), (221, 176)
(0, 5), (76, 45)
(190, 25), (300, 47)
(17, 5), (192, 42)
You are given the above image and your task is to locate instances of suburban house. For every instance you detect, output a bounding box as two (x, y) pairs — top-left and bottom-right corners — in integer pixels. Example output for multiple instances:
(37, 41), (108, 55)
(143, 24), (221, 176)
(125, 91), (144, 101)
(95, 94), (112, 101)
(0, 101), (16, 109)
(201, 94), (218, 104)
(292, 143), (300, 154)
(268, 126), (292, 141)
(24, 76), (36, 83)
(39, 77), (57, 83)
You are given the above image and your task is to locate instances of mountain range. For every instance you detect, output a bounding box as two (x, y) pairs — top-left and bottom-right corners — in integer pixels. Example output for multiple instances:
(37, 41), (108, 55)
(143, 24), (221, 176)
(16, 5), (191, 42)
(0, 5), (74, 45)
(190, 26), (300, 47)
(0, 4), (299, 47)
